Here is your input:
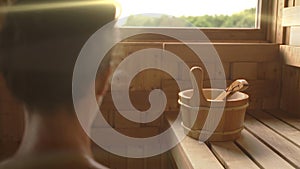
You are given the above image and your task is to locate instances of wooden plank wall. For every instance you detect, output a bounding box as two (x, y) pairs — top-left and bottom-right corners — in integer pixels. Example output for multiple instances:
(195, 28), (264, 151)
(110, 42), (280, 111)
(95, 41), (281, 168)
(0, 2), (281, 168)
(280, 0), (300, 116)
(0, 41), (281, 167)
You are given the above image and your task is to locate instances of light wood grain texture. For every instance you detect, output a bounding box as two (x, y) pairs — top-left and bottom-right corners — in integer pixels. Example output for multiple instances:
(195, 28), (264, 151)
(121, 29), (268, 42)
(289, 26), (300, 45)
(248, 110), (300, 147)
(267, 0), (279, 42)
(170, 136), (225, 169)
(109, 146), (128, 169)
(266, 109), (300, 130)
(276, 0), (286, 43)
(236, 130), (295, 169)
(244, 115), (300, 167)
(258, 62), (282, 81)
(210, 142), (259, 169)
(170, 141), (194, 169)
(127, 158), (144, 169)
(165, 112), (224, 169)
(285, 27), (291, 45)
(262, 96), (281, 110)
(283, 6), (300, 26)
(231, 63), (258, 80)
(244, 80), (280, 98)
(114, 111), (141, 129)
(161, 153), (174, 169)
(166, 110), (300, 169)
(288, 0), (295, 7)
(145, 155), (162, 169)
(281, 45), (300, 67)
(279, 65), (300, 114)
(177, 138), (224, 169)
(281, 66), (292, 112)
(164, 43), (279, 63)
(162, 80), (192, 92)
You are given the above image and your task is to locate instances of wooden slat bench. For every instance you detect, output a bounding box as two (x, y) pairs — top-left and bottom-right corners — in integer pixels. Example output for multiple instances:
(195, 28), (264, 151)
(167, 110), (300, 169)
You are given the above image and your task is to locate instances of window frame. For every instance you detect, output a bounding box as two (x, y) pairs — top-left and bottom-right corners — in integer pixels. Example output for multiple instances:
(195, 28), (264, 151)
(118, 0), (272, 42)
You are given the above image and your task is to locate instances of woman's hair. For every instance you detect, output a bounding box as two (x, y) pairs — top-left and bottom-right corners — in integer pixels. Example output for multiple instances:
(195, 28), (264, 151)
(0, 0), (116, 112)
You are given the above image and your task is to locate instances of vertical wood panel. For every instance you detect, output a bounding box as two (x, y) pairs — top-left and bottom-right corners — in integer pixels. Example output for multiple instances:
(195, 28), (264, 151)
(282, 6), (300, 26)
(267, 0), (278, 42)
(288, 0), (295, 7)
(276, 0), (288, 43)
(289, 26), (300, 45)
(280, 65), (300, 116)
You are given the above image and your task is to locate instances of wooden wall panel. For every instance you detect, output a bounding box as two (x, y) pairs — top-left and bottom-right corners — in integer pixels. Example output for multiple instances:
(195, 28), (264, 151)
(276, 0), (287, 43)
(231, 63), (258, 80)
(163, 43), (280, 110)
(282, 6), (300, 26)
(0, 41), (281, 166)
(267, 0), (279, 42)
(288, 0), (295, 7)
(279, 0), (300, 116)
(280, 65), (300, 116)
(281, 45), (300, 67)
(289, 26), (300, 45)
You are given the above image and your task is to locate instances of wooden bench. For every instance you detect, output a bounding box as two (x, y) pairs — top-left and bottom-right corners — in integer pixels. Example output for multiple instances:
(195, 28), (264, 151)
(167, 110), (300, 169)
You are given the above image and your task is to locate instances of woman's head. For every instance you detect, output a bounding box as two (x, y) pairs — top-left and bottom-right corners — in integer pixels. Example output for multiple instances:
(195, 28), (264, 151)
(0, 0), (116, 113)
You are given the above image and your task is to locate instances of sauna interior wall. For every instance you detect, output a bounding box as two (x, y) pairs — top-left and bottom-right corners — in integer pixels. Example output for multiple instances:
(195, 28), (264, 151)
(280, 0), (300, 116)
(0, 1), (283, 169)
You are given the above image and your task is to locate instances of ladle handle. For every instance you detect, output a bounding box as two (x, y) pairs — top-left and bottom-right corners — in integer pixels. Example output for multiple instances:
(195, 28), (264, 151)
(190, 66), (210, 107)
(215, 79), (249, 101)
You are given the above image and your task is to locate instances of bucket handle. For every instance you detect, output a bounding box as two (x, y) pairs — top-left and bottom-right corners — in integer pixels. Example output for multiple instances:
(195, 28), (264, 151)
(190, 66), (210, 107)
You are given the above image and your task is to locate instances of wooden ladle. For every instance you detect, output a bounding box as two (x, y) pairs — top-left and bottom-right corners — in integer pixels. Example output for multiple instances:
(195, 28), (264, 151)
(215, 79), (249, 101)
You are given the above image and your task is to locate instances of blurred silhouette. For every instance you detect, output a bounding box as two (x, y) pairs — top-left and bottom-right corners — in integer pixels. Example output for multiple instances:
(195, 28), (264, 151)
(0, 0), (116, 168)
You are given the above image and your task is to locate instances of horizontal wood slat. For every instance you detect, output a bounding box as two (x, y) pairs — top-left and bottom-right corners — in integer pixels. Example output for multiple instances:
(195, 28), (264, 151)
(236, 130), (294, 169)
(265, 109), (300, 130)
(280, 45), (300, 67)
(164, 43), (279, 63)
(248, 110), (300, 147)
(210, 142), (259, 169)
(244, 115), (300, 167)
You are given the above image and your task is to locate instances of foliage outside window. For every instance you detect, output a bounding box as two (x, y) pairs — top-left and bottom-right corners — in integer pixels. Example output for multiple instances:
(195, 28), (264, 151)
(117, 0), (259, 28)
(122, 8), (256, 28)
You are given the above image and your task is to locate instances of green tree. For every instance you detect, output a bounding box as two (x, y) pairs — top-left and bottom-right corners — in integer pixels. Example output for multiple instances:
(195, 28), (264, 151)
(122, 8), (256, 28)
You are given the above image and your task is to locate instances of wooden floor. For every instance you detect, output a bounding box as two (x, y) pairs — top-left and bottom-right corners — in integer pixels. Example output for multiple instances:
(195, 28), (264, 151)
(169, 110), (300, 169)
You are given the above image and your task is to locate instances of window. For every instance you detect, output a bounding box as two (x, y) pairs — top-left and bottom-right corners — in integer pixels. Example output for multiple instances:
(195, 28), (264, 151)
(117, 0), (259, 28)
(115, 0), (271, 42)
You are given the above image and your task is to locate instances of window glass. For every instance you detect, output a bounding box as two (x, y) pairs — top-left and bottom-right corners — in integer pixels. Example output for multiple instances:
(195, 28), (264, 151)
(116, 0), (259, 28)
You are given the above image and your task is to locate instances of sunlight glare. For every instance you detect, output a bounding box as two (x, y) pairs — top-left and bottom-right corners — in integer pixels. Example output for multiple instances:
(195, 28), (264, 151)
(116, 0), (258, 18)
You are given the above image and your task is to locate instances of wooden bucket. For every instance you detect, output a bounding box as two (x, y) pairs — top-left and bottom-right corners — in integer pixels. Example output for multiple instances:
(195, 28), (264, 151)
(178, 67), (249, 141)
